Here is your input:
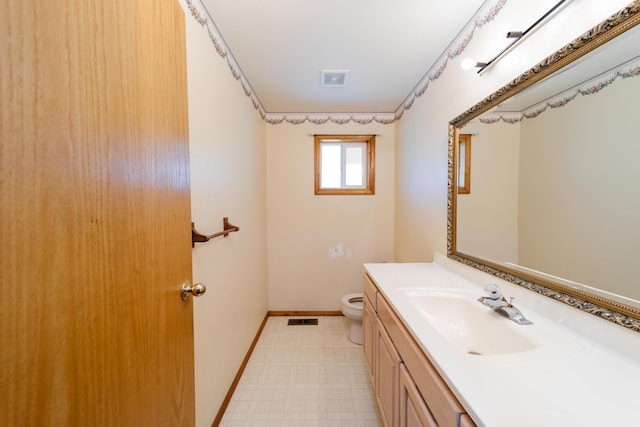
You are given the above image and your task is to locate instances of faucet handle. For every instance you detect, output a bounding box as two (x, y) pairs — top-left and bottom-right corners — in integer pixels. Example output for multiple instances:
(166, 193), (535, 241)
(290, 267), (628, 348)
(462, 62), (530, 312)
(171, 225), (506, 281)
(508, 296), (515, 307)
(484, 283), (502, 300)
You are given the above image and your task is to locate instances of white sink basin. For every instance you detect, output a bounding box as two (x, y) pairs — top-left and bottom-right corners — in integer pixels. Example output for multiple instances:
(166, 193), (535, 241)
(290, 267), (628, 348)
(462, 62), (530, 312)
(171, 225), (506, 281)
(402, 290), (538, 356)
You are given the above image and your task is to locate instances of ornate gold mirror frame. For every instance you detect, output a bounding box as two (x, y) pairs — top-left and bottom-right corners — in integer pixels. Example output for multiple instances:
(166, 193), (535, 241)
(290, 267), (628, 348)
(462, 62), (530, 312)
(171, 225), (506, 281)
(447, 2), (640, 332)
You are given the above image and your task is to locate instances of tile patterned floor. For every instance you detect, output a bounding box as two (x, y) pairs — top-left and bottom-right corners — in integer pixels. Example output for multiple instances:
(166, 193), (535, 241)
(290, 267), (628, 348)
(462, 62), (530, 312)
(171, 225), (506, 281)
(219, 316), (382, 427)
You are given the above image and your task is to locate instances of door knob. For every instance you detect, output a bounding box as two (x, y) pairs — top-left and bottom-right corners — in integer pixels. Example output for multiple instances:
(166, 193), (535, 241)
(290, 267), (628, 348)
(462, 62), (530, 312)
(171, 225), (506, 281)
(181, 280), (207, 301)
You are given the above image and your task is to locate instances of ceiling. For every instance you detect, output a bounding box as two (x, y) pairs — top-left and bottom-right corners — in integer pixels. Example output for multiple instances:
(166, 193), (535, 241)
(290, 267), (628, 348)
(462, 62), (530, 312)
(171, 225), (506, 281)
(199, 0), (487, 114)
(492, 25), (640, 113)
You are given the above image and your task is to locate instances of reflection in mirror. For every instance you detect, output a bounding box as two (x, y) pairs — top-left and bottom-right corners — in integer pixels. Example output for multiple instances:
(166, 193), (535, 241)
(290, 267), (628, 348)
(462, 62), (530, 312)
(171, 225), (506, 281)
(449, 3), (640, 330)
(457, 134), (471, 194)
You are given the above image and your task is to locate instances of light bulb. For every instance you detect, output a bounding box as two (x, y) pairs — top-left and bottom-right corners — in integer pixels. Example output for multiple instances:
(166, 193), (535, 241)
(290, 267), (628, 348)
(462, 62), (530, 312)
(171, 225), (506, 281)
(460, 57), (477, 71)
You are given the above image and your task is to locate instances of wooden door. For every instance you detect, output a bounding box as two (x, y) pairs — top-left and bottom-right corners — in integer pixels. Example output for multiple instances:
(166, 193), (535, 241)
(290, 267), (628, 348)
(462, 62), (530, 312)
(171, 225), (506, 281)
(0, 1), (195, 426)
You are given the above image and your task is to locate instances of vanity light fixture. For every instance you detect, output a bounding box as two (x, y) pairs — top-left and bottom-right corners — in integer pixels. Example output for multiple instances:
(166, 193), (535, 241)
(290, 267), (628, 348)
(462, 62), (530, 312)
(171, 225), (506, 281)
(506, 31), (524, 39)
(463, 0), (570, 74)
(460, 58), (487, 71)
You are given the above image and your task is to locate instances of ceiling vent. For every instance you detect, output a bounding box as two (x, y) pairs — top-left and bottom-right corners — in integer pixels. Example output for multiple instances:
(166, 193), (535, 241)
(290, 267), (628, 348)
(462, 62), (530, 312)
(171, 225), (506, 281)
(321, 69), (350, 87)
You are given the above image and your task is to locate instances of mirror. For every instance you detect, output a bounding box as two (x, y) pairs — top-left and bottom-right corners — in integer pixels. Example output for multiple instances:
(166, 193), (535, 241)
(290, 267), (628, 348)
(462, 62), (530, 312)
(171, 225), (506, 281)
(448, 3), (640, 330)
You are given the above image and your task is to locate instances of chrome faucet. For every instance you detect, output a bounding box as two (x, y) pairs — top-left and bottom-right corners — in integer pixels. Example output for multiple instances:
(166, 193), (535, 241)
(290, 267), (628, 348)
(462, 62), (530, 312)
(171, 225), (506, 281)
(478, 284), (533, 325)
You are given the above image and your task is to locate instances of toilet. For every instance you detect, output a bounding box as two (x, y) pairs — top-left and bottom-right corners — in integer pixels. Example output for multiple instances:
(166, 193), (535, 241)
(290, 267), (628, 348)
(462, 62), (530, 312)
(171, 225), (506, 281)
(341, 293), (364, 344)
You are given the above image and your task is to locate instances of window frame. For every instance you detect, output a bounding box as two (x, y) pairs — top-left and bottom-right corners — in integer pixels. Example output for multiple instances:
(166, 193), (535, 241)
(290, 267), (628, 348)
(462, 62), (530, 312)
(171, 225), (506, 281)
(457, 133), (471, 195)
(314, 134), (376, 195)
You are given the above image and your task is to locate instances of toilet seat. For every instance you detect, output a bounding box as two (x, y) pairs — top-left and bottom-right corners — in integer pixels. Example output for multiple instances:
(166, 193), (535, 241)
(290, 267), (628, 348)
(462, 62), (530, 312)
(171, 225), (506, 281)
(342, 293), (363, 310)
(341, 293), (364, 319)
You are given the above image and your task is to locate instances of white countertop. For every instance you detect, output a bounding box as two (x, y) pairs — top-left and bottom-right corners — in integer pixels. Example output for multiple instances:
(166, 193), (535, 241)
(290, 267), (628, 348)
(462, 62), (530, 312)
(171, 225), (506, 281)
(364, 253), (640, 427)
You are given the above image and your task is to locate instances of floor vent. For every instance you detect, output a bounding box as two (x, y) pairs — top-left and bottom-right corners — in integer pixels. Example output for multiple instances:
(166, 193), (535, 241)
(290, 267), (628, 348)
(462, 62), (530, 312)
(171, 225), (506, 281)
(288, 318), (319, 326)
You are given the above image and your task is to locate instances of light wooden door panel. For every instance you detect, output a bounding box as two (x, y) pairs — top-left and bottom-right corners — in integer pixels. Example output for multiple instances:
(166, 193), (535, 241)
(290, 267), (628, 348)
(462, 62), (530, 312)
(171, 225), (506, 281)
(399, 364), (438, 427)
(363, 294), (376, 382)
(376, 317), (401, 427)
(0, 1), (194, 426)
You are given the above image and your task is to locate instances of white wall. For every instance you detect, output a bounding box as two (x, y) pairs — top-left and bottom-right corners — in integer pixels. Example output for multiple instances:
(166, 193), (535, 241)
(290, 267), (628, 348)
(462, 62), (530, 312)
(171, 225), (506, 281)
(266, 122), (395, 310)
(185, 16), (268, 427)
(519, 75), (640, 300)
(394, 0), (631, 262)
(456, 121), (520, 263)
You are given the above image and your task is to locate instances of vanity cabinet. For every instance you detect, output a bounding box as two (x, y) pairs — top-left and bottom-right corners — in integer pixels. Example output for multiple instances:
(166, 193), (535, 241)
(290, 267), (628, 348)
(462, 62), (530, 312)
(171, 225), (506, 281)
(365, 286), (399, 427)
(376, 316), (401, 427)
(400, 363), (437, 427)
(363, 291), (376, 382)
(363, 273), (475, 427)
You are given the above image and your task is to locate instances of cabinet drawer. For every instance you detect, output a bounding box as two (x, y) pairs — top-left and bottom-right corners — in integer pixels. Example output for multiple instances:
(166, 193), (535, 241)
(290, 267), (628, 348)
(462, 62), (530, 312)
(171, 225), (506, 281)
(364, 273), (378, 312)
(377, 294), (464, 427)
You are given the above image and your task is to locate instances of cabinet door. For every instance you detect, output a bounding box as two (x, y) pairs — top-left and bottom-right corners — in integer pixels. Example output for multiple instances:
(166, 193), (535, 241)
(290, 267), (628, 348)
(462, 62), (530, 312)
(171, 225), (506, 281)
(460, 414), (477, 427)
(363, 293), (376, 382)
(399, 364), (438, 427)
(376, 317), (401, 427)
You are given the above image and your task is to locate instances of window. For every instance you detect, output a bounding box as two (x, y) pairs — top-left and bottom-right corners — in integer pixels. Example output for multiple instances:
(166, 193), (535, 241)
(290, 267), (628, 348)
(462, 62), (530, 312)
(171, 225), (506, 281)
(457, 134), (471, 194)
(314, 134), (375, 195)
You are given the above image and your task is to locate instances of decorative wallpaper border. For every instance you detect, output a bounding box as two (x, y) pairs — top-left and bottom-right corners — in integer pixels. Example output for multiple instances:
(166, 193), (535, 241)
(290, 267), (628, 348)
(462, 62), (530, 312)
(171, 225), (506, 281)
(475, 57), (640, 124)
(394, 0), (509, 121)
(184, 0), (509, 125)
(263, 113), (396, 126)
(184, 0), (268, 121)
